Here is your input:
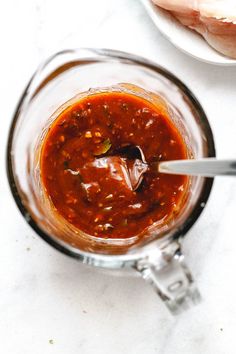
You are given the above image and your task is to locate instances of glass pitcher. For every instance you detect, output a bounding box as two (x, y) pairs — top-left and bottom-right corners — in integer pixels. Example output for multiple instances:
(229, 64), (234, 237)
(6, 48), (215, 314)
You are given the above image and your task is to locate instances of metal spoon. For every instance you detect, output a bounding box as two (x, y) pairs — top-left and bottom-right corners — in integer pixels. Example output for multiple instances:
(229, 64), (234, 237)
(119, 145), (236, 191)
(159, 159), (236, 177)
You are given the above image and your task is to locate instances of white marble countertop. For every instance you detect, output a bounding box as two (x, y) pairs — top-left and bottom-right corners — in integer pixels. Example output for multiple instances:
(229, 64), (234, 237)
(1, 0), (236, 353)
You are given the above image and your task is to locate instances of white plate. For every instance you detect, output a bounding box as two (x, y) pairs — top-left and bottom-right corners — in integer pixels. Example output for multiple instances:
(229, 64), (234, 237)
(141, 0), (236, 66)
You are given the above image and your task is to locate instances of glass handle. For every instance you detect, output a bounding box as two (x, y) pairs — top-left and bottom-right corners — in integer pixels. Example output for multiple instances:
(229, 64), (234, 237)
(136, 248), (201, 315)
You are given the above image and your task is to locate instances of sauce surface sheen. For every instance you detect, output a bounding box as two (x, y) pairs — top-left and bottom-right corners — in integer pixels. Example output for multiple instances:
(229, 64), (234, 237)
(41, 91), (188, 239)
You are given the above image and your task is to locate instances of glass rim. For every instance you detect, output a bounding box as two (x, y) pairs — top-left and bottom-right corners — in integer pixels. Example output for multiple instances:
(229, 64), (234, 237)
(6, 47), (215, 266)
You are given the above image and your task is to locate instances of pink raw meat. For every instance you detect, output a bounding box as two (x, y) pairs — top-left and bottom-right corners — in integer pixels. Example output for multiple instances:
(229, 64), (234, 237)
(152, 0), (236, 58)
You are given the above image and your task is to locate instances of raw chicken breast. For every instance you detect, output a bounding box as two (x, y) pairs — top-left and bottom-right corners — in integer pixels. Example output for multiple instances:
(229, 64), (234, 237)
(152, 0), (236, 58)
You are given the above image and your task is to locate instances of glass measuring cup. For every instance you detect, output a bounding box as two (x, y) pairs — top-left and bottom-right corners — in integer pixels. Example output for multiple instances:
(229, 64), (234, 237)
(6, 48), (215, 314)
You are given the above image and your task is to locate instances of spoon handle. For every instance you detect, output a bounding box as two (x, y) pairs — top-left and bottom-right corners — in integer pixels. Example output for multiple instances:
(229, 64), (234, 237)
(158, 159), (236, 177)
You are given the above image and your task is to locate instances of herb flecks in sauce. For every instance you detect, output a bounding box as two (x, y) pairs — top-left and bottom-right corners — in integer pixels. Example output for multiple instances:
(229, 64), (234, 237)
(41, 91), (188, 239)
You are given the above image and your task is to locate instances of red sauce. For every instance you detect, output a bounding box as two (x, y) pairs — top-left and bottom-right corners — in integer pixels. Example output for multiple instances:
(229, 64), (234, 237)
(41, 91), (188, 239)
